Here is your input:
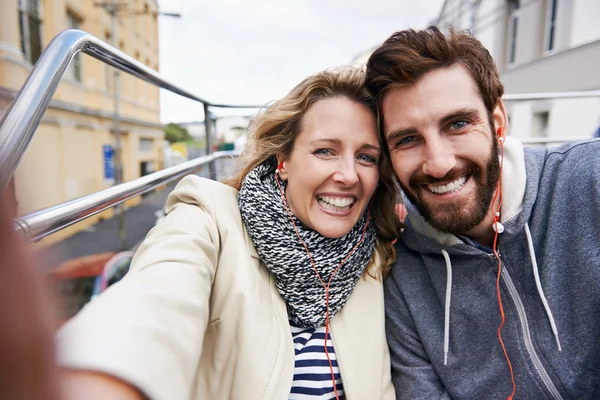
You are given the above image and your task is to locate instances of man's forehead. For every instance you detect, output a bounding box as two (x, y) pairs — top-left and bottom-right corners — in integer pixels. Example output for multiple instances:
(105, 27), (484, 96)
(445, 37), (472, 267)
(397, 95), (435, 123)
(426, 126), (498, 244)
(381, 65), (482, 132)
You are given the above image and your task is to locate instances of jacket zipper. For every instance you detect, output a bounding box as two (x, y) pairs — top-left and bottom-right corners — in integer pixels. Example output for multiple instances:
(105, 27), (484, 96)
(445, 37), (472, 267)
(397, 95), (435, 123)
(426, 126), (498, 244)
(500, 265), (563, 400)
(329, 325), (351, 400)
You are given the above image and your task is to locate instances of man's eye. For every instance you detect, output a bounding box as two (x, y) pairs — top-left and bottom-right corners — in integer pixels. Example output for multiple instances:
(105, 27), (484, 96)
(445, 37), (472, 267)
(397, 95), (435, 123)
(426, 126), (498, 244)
(398, 136), (416, 146)
(451, 121), (468, 130)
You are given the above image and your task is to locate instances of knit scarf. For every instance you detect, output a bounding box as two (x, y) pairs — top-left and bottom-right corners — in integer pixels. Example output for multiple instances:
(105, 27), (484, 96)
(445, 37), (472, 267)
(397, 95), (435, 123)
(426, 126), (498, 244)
(238, 160), (377, 328)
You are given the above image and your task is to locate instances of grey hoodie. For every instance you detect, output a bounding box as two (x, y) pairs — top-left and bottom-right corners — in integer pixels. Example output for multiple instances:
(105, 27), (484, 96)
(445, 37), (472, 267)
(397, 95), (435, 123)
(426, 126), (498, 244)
(385, 137), (600, 399)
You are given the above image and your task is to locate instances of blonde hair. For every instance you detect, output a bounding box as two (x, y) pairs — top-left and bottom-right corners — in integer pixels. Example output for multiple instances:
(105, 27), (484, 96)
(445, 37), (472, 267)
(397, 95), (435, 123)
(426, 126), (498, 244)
(226, 67), (401, 277)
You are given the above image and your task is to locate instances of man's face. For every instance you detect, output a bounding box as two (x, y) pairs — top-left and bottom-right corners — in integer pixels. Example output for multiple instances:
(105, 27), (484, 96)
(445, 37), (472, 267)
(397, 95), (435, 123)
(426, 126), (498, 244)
(381, 64), (504, 235)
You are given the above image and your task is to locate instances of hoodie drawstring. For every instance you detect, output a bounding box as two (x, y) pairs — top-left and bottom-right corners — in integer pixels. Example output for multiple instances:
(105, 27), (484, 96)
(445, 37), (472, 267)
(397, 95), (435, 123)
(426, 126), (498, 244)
(524, 222), (562, 351)
(441, 223), (561, 365)
(441, 249), (452, 365)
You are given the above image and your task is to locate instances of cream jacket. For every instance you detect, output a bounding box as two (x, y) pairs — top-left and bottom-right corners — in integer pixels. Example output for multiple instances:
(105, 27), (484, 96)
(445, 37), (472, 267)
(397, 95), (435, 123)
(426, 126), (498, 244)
(57, 176), (395, 400)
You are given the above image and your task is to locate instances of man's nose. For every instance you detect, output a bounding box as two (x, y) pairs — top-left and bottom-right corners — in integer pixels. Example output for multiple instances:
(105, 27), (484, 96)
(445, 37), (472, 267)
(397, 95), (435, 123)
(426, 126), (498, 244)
(422, 138), (457, 178)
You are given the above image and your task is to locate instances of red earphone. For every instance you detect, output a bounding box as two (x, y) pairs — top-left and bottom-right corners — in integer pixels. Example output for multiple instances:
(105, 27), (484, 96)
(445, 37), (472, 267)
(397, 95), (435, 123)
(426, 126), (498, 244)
(491, 125), (516, 400)
(276, 161), (285, 174)
(273, 167), (370, 400)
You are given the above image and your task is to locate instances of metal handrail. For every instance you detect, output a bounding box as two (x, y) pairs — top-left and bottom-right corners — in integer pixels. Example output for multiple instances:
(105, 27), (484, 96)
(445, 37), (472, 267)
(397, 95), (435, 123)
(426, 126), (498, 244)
(2, 28), (599, 244)
(0, 29), (261, 188)
(503, 90), (600, 101)
(14, 151), (238, 242)
(518, 137), (592, 145)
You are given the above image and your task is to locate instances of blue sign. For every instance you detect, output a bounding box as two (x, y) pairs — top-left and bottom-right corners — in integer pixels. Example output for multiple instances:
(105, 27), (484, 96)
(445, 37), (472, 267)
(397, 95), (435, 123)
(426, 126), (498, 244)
(103, 144), (115, 184)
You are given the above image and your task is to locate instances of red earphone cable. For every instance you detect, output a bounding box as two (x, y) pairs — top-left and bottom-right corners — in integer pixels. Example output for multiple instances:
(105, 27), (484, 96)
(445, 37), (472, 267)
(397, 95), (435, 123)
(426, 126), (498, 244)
(491, 129), (516, 400)
(275, 173), (372, 400)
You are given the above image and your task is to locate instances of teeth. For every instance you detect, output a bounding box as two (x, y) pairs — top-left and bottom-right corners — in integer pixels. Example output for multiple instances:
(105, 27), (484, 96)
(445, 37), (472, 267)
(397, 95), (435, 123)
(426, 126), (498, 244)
(319, 196), (354, 207)
(427, 176), (467, 194)
(317, 196), (355, 211)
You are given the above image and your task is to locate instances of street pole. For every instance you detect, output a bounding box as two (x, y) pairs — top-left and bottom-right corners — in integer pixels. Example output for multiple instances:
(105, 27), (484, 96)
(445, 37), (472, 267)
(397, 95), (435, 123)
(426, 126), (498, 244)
(95, 1), (181, 250)
(203, 103), (216, 180)
(109, 1), (127, 251)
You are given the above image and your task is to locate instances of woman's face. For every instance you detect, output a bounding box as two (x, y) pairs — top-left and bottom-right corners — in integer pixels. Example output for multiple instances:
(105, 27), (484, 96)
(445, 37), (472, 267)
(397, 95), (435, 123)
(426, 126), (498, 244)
(279, 96), (380, 239)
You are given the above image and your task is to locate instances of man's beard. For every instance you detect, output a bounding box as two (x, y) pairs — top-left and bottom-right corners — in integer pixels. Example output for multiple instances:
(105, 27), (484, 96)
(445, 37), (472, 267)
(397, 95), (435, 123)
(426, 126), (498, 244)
(400, 137), (500, 235)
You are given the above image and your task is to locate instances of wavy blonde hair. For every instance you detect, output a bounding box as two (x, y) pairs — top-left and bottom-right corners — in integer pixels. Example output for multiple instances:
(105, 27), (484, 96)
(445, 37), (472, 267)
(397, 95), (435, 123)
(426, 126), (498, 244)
(226, 67), (401, 277)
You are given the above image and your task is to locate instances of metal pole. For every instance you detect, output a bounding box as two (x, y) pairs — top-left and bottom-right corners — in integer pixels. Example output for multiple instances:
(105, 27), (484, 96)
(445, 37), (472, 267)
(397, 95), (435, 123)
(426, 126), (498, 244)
(110, 2), (127, 250)
(203, 103), (216, 180)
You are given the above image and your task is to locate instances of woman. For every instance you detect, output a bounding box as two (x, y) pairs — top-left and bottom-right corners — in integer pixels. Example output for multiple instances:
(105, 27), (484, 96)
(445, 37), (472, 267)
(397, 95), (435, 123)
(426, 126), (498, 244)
(58, 67), (401, 400)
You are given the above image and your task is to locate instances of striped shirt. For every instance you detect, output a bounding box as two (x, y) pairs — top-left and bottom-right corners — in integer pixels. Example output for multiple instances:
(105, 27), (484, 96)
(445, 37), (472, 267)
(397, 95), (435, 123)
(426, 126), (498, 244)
(289, 321), (345, 400)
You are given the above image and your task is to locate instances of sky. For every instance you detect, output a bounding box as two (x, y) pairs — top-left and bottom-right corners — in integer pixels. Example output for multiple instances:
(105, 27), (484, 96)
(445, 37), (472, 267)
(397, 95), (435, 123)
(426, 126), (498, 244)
(157, 0), (445, 123)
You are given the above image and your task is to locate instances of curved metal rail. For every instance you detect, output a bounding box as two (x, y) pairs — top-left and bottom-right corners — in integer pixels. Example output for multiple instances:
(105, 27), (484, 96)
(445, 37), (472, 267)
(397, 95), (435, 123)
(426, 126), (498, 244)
(0, 29), (260, 188)
(14, 151), (238, 242)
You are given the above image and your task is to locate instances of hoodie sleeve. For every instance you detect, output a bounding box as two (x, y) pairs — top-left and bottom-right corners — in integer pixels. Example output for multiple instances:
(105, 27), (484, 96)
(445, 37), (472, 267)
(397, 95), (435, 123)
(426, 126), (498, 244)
(384, 271), (452, 400)
(56, 176), (221, 400)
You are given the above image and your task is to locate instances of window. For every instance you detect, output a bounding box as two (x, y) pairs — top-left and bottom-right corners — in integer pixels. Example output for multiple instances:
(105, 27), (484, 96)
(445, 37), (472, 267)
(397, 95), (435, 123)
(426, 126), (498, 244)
(66, 11), (82, 82)
(507, 0), (520, 65)
(139, 138), (154, 153)
(544, 0), (558, 52)
(532, 111), (549, 138)
(18, 0), (42, 65)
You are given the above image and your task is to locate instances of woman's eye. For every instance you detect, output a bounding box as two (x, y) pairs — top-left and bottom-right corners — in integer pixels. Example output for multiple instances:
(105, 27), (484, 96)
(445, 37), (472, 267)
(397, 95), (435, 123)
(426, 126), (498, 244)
(451, 120), (468, 130)
(313, 148), (332, 157)
(358, 154), (378, 165)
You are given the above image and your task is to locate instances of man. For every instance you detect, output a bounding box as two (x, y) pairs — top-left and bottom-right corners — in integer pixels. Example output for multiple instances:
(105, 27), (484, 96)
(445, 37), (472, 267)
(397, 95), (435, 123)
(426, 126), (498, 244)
(365, 26), (600, 399)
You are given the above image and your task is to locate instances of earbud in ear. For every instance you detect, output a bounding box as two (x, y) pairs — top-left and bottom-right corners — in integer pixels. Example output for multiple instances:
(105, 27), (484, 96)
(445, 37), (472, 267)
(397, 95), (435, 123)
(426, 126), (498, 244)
(497, 127), (504, 142)
(276, 161), (287, 175)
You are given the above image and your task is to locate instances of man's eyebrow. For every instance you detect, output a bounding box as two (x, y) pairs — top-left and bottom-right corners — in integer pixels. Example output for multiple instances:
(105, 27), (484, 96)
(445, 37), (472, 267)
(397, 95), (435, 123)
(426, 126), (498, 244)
(439, 108), (481, 127)
(386, 127), (418, 144)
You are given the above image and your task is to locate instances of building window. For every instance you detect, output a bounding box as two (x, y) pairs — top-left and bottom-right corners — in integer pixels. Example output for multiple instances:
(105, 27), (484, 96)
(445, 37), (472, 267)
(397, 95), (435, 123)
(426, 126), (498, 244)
(532, 111), (549, 138)
(66, 11), (82, 82)
(18, 0), (42, 65)
(139, 138), (154, 153)
(544, 0), (558, 52)
(507, 0), (520, 65)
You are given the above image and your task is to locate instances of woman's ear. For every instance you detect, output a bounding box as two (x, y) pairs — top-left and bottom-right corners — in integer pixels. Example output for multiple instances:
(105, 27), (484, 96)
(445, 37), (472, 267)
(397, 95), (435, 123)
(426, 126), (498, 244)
(276, 156), (288, 180)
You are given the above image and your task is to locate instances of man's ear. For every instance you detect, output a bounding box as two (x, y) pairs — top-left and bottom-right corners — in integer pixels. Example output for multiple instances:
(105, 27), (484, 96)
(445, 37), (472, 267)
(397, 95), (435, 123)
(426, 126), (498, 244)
(492, 99), (508, 139)
(276, 155), (288, 180)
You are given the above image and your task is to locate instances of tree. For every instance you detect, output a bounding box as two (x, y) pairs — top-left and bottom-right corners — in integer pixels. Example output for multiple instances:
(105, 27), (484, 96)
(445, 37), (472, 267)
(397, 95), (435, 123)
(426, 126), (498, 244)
(164, 123), (192, 143)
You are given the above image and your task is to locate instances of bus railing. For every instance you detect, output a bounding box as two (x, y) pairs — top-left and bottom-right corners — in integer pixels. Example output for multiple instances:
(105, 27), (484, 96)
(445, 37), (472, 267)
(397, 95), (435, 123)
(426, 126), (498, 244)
(1, 29), (598, 245)
(0, 29), (258, 188)
(14, 151), (238, 243)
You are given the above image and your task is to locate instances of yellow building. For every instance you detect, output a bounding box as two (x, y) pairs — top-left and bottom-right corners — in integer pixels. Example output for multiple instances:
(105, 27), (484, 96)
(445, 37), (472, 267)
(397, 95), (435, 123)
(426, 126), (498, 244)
(0, 0), (164, 244)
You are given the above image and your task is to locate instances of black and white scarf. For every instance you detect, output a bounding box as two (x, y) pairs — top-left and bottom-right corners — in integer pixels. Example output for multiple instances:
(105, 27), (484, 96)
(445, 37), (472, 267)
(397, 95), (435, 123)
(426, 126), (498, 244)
(238, 160), (377, 328)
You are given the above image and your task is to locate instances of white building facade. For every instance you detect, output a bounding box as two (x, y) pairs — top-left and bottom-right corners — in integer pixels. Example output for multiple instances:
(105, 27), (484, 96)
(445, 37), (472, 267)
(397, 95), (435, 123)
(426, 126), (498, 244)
(436, 0), (600, 141)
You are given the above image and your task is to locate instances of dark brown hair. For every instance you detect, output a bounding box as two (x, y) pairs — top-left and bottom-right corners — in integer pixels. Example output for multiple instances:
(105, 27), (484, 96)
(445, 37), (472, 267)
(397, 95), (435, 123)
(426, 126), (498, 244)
(225, 67), (401, 277)
(365, 26), (504, 115)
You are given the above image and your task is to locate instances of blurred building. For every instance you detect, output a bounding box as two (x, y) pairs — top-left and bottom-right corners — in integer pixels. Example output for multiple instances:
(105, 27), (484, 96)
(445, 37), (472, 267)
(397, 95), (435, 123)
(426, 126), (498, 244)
(0, 0), (164, 244)
(435, 0), (600, 141)
(353, 0), (600, 141)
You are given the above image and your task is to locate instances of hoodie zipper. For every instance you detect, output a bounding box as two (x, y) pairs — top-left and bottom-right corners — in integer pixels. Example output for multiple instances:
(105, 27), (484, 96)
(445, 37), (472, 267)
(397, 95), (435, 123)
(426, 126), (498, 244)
(500, 265), (563, 400)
